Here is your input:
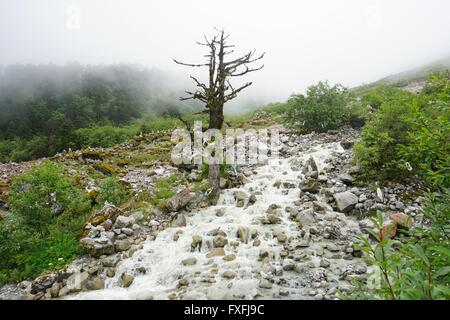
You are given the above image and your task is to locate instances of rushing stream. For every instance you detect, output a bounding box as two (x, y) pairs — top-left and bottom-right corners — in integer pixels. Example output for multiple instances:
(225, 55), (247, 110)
(67, 139), (365, 300)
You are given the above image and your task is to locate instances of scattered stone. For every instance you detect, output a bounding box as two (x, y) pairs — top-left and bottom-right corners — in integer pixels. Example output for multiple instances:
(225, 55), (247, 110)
(121, 273), (134, 288)
(222, 271), (236, 279)
(333, 191), (358, 212)
(206, 248), (225, 258)
(171, 214), (187, 228)
(223, 254), (236, 262)
(191, 235), (203, 252)
(259, 279), (273, 289)
(182, 257), (197, 266)
(215, 208), (225, 217)
(85, 277), (105, 291)
(237, 226), (250, 244)
(338, 173), (354, 185)
(115, 239), (132, 252)
(213, 235), (228, 248)
(166, 187), (192, 211)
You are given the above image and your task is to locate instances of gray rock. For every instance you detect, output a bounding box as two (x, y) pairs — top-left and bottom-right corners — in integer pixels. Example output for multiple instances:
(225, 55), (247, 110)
(338, 173), (354, 185)
(213, 235), (228, 248)
(171, 214), (187, 228)
(166, 187), (192, 211)
(237, 226), (250, 244)
(182, 257), (197, 266)
(259, 279), (273, 289)
(115, 239), (132, 252)
(114, 215), (135, 229)
(333, 191), (358, 212)
(121, 273), (134, 288)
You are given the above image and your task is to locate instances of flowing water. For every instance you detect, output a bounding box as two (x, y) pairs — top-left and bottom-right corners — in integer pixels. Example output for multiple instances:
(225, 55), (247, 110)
(67, 140), (363, 300)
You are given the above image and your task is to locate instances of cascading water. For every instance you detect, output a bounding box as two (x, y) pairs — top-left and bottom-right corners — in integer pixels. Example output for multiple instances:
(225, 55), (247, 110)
(66, 140), (364, 300)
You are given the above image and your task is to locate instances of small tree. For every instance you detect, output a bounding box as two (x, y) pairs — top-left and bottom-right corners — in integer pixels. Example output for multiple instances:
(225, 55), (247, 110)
(286, 81), (351, 133)
(174, 29), (264, 200)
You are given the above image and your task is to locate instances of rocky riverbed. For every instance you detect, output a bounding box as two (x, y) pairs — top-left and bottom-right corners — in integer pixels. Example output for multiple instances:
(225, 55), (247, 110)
(0, 126), (426, 300)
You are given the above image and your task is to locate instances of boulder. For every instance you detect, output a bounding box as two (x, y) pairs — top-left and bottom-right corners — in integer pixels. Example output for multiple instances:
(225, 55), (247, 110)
(120, 273), (134, 288)
(191, 235), (203, 252)
(213, 235), (228, 248)
(206, 247), (225, 258)
(299, 178), (319, 193)
(85, 277), (105, 291)
(302, 156), (318, 179)
(333, 191), (358, 213)
(114, 239), (132, 252)
(171, 214), (187, 228)
(338, 173), (354, 185)
(236, 226), (250, 244)
(66, 272), (90, 292)
(166, 187), (192, 211)
(80, 237), (115, 257)
(86, 203), (123, 227)
(182, 257), (197, 266)
(114, 215), (135, 229)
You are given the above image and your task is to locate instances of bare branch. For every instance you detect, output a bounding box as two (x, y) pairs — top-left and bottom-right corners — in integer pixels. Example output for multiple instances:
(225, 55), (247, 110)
(173, 59), (208, 68)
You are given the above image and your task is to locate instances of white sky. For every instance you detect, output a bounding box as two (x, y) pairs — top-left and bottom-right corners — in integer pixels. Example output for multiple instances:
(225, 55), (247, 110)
(1, 0), (449, 103)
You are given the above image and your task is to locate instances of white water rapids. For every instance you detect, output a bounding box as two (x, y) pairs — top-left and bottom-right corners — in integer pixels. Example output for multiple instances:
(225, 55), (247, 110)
(67, 140), (364, 300)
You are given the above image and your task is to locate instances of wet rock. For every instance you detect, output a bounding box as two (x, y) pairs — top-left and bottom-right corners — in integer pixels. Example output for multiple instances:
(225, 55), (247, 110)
(267, 214), (281, 224)
(302, 156), (318, 178)
(206, 248), (225, 258)
(296, 208), (316, 227)
(340, 140), (354, 149)
(66, 272), (89, 293)
(215, 208), (225, 217)
(106, 268), (116, 278)
(213, 235), (228, 247)
(234, 190), (248, 207)
(319, 259), (330, 268)
(182, 257), (197, 266)
(49, 282), (61, 298)
(237, 226), (250, 244)
(333, 191), (358, 212)
(259, 279), (273, 289)
(178, 279), (189, 287)
(173, 230), (183, 241)
(171, 214), (187, 228)
(222, 271), (236, 279)
(300, 178), (319, 193)
(191, 235), (203, 252)
(223, 254), (236, 261)
(120, 273), (134, 288)
(248, 193), (257, 205)
(85, 277), (105, 291)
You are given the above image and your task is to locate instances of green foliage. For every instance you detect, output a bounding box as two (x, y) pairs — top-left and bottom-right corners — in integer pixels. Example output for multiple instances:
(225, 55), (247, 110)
(353, 89), (414, 180)
(72, 125), (138, 149)
(399, 72), (450, 188)
(345, 191), (450, 300)
(286, 81), (352, 132)
(97, 177), (130, 206)
(354, 72), (449, 185)
(150, 173), (182, 208)
(0, 162), (91, 283)
(9, 162), (90, 236)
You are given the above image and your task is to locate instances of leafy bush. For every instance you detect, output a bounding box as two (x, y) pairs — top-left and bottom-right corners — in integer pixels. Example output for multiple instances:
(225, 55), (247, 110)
(96, 176), (131, 206)
(354, 73), (449, 185)
(286, 81), (352, 132)
(399, 72), (450, 188)
(353, 89), (414, 180)
(345, 190), (450, 300)
(0, 162), (91, 283)
(72, 125), (138, 149)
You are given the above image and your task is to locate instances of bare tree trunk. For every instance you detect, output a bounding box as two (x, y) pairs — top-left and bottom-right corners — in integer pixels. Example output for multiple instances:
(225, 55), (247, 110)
(208, 163), (221, 204)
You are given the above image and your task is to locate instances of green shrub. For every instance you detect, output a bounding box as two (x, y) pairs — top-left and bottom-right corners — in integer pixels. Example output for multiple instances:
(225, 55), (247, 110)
(286, 81), (352, 132)
(399, 72), (450, 188)
(0, 161), (91, 283)
(97, 176), (131, 206)
(353, 90), (414, 180)
(344, 190), (450, 300)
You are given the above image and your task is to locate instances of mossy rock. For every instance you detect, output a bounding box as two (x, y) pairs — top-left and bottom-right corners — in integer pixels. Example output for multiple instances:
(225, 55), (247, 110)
(116, 159), (129, 167)
(93, 163), (116, 175)
(80, 150), (105, 161)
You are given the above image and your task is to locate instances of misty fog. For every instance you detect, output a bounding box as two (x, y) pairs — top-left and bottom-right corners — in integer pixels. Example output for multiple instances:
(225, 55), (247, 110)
(1, 0), (450, 112)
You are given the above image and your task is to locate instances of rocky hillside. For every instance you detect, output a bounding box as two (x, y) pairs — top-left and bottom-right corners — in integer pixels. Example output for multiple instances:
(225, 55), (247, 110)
(0, 119), (428, 300)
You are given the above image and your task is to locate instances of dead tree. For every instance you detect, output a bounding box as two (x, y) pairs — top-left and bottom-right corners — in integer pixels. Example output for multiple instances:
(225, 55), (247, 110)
(174, 29), (264, 202)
